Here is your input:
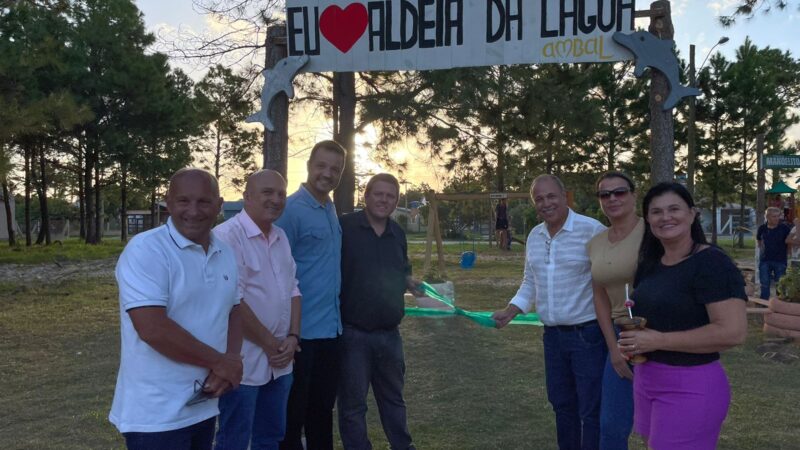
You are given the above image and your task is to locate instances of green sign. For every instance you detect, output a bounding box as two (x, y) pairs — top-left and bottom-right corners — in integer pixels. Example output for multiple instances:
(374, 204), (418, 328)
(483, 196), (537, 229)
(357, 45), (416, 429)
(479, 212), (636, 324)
(763, 155), (800, 169)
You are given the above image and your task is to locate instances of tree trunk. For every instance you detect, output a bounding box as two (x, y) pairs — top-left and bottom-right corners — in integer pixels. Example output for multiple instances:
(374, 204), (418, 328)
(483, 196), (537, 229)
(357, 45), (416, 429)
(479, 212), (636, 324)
(94, 161), (102, 243)
(496, 145), (506, 193)
(262, 24), (289, 177)
(33, 152), (45, 245)
(607, 113), (617, 171)
(686, 44), (697, 195)
(2, 180), (15, 246)
(333, 71), (356, 215)
(738, 139), (748, 248)
(84, 144), (96, 244)
(215, 125), (222, 181)
(37, 146), (51, 245)
(150, 189), (157, 229)
(120, 165), (128, 241)
(648, 0), (676, 183)
(24, 145), (31, 246)
(710, 134), (720, 245)
(78, 137), (85, 239)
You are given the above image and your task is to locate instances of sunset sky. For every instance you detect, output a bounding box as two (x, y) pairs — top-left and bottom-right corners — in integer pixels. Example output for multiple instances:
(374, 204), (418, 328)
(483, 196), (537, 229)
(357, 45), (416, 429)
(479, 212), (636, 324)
(134, 0), (800, 199)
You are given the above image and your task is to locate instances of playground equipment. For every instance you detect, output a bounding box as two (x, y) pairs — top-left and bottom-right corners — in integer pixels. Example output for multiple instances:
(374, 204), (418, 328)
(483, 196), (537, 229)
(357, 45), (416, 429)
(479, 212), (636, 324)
(422, 192), (531, 277)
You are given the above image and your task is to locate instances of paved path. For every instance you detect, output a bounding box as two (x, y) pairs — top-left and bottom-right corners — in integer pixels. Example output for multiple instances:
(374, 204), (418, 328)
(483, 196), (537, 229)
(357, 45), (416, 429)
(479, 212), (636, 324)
(0, 257), (117, 284)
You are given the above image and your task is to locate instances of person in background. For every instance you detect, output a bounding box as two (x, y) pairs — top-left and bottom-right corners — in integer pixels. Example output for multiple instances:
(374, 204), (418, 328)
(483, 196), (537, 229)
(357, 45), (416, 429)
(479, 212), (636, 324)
(276, 140), (347, 450)
(587, 171), (643, 449)
(785, 216), (800, 263)
(493, 174), (607, 450)
(213, 170), (301, 450)
(495, 198), (509, 250)
(337, 173), (421, 450)
(110, 168), (243, 450)
(756, 206), (792, 299)
(618, 182), (747, 450)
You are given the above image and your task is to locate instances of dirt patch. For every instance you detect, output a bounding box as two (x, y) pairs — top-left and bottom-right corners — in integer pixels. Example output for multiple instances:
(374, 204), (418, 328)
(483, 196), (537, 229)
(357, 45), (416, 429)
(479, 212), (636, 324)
(0, 257), (118, 284)
(756, 338), (799, 364)
(453, 278), (521, 287)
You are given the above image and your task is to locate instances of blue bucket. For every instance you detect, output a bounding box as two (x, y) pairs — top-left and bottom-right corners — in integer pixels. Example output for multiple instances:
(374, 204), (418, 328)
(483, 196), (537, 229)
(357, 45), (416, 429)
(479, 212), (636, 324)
(460, 251), (476, 269)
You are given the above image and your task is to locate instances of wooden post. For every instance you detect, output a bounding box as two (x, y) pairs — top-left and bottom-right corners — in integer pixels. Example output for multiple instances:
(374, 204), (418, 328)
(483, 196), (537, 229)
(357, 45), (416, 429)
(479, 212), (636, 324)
(489, 203), (495, 248)
(333, 72), (356, 215)
(422, 192), (446, 278)
(263, 24), (289, 178)
(648, 0), (675, 184)
(433, 200), (446, 277)
(424, 191), (435, 274)
(687, 44), (697, 195)
(756, 134), (766, 228)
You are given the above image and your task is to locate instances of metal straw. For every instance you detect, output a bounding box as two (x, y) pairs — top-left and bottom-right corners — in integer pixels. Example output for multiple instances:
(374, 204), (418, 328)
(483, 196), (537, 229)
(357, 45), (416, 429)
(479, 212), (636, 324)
(625, 283), (634, 319)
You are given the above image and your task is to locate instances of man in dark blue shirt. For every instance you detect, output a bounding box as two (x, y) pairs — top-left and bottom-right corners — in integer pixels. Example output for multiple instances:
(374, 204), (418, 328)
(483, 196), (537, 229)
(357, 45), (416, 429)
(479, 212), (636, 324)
(338, 173), (420, 450)
(757, 207), (792, 299)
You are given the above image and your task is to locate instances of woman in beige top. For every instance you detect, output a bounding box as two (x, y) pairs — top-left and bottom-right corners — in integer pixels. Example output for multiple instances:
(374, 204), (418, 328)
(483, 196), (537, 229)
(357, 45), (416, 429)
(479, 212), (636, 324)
(587, 171), (644, 449)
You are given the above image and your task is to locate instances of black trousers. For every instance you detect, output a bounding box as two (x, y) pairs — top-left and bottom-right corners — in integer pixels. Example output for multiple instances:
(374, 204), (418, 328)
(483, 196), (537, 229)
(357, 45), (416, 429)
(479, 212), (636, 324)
(280, 337), (340, 450)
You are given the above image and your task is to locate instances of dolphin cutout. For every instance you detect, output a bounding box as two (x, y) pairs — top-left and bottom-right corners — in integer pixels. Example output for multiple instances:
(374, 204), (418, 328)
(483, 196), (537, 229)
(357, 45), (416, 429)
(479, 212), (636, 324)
(247, 55), (309, 131)
(613, 31), (700, 110)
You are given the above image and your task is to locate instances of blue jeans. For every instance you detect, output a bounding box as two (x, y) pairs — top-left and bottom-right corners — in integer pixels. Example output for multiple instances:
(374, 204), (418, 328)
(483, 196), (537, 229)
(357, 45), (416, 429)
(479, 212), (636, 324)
(124, 417), (216, 450)
(215, 374), (293, 450)
(760, 261), (787, 299)
(338, 325), (415, 450)
(543, 322), (607, 450)
(599, 328), (633, 450)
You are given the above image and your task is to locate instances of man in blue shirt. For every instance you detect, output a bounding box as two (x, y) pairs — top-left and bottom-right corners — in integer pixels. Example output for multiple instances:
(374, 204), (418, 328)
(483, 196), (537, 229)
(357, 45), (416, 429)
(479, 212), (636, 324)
(276, 140), (346, 450)
(757, 207), (792, 299)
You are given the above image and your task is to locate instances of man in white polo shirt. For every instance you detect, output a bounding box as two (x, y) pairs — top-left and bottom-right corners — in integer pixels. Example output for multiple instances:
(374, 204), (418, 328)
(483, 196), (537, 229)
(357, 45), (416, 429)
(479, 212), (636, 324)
(213, 170), (301, 450)
(110, 168), (243, 450)
(493, 174), (607, 450)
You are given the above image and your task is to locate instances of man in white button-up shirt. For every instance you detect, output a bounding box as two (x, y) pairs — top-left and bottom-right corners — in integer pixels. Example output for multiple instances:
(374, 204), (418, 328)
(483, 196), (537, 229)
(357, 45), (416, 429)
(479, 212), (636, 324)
(213, 170), (302, 450)
(493, 174), (607, 450)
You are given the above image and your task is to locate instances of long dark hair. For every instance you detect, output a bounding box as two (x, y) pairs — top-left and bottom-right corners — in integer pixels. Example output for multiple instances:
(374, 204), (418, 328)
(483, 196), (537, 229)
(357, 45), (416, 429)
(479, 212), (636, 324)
(634, 182), (707, 286)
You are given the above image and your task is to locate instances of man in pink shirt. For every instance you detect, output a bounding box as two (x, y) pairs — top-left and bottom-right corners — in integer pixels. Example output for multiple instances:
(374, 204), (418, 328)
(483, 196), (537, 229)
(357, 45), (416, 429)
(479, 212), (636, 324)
(213, 170), (302, 450)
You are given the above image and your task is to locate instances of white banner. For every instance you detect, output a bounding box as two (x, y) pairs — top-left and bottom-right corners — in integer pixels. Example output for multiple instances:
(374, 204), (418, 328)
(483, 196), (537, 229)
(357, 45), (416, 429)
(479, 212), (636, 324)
(286, 0), (636, 72)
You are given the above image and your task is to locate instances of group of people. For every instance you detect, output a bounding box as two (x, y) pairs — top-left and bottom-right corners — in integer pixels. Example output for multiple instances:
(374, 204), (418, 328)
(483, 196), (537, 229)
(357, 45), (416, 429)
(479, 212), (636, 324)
(757, 206), (800, 300)
(492, 173), (747, 450)
(108, 143), (749, 450)
(110, 140), (418, 450)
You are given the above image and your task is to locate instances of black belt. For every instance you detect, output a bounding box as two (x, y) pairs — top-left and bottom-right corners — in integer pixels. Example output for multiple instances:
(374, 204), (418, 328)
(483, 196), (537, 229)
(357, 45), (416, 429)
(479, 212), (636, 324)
(546, 319), (598, 331)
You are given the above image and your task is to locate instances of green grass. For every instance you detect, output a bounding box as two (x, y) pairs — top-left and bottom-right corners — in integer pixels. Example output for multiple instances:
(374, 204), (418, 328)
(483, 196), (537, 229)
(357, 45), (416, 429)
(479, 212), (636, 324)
(1, 257), (798, 449)
(0, 239), (125, 265)
(716, 236), (757, 262)
(0, 278), (122, 449)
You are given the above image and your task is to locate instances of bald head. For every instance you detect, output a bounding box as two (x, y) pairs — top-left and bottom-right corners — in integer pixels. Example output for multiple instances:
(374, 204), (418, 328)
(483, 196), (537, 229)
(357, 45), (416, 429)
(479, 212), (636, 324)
(244, 170), (287, 232)
(169, 168), (220, 198)
(165, 168), (222, 249)
(245, 170), (286, 194)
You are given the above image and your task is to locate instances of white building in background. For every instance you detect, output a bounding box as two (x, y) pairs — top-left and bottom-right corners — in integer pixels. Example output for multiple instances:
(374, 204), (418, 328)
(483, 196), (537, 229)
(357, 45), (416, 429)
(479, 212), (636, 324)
(0, 193), (20, 240)
(698, 204), (756, 236)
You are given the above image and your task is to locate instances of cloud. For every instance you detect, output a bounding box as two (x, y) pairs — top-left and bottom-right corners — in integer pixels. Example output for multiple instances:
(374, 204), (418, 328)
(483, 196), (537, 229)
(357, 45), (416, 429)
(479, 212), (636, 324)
(672, 0), (690, 16)
(707, 0), (741, 14)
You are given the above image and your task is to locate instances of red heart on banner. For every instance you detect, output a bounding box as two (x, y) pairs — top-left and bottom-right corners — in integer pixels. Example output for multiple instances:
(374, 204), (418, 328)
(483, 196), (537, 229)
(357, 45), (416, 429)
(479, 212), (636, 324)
(319, 3), (368, 54)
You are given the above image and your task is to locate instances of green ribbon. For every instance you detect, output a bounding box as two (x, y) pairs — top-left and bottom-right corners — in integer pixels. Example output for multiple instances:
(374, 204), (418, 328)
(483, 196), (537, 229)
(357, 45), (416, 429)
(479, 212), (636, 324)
(403, 282), (543, 327)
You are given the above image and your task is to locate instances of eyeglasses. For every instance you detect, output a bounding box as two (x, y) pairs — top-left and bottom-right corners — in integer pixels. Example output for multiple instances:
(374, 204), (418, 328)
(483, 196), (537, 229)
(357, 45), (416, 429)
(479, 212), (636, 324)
(186, 378), (212, 406)
(596, 187), (631, 199)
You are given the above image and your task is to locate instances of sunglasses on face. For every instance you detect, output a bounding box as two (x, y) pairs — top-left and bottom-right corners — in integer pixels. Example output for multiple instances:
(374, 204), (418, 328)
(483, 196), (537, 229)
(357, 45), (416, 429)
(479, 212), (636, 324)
(596, 187), (631, 199)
